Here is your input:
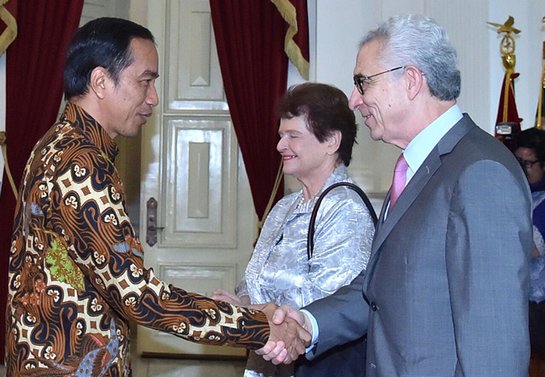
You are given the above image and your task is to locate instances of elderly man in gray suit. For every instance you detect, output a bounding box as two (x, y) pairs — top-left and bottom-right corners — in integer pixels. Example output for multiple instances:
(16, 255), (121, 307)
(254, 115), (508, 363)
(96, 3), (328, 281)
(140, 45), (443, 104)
(259, 14), (533, 377)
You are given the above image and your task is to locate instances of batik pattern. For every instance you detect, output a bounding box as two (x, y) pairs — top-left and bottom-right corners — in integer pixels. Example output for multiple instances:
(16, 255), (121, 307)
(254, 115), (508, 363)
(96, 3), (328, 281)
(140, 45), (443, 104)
(5, 103), (269, 376)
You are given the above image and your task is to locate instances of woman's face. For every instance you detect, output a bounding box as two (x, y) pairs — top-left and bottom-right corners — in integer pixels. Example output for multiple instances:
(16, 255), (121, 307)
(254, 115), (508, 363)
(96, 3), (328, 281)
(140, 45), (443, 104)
(276, 116), (337, 182)
(515, 147), (545, 184)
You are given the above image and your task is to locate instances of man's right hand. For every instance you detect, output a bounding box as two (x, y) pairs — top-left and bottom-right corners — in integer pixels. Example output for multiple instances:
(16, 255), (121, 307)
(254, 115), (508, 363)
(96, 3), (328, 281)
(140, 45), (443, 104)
(255, 304), (312, 365)
(273, 304), (312, 334)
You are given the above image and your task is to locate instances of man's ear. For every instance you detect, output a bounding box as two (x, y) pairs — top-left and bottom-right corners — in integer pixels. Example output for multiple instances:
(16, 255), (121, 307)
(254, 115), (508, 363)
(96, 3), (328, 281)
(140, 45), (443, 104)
(405, 66), (425, 100)
(89, 67), (109, 99)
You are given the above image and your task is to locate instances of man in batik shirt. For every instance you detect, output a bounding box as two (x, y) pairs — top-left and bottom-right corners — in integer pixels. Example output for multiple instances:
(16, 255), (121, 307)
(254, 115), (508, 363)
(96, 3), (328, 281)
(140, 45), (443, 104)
(5, 17), (308, 376)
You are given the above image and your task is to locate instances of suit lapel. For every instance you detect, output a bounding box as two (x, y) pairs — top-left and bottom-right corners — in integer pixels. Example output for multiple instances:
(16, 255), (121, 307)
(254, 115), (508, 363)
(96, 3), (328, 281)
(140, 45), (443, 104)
(363, 115), (476, 289)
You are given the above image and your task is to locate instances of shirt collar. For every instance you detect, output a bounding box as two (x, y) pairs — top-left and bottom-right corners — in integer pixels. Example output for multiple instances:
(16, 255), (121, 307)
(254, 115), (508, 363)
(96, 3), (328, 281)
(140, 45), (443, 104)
(60, 102), (119, 164)
(530, 178), (545, 193)
(403, 104), (463, 182)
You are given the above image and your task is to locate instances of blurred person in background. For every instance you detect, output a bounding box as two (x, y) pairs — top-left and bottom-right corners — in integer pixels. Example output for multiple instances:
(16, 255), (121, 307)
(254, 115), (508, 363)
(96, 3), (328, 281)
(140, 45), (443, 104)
(514, 127), (545, 364)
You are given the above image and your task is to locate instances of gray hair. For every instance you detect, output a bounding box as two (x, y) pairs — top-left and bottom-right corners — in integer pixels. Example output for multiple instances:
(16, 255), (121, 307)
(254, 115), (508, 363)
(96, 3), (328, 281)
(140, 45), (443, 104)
(360, 14), (461, 101)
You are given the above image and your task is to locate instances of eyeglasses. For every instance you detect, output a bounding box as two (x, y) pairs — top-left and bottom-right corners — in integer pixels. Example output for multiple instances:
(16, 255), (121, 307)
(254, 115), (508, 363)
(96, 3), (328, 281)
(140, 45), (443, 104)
(353, 66), (404, 95)
(516, 157), (540, 169)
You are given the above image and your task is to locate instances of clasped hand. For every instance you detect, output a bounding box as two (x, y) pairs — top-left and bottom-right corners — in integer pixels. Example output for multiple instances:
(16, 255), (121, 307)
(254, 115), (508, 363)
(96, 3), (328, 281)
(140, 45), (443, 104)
(211, 290), (312, 364)
(256, 304), (312, 365)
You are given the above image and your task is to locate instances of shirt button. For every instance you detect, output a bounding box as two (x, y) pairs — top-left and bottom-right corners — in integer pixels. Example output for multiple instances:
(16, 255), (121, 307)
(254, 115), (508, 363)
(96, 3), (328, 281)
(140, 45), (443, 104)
(371, 302), (378, 311)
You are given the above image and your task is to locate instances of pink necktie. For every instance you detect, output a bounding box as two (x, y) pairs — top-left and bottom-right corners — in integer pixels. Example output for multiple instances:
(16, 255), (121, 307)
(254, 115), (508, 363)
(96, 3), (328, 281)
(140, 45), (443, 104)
(389, 153), (408, 209)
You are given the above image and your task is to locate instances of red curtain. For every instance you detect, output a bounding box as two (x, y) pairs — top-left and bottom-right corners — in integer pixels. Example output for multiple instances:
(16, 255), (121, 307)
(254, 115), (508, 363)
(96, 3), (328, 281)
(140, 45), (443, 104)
(0, 0), (83, 362)
(210, 0), (309, 222)
(494, 72), (522, 151)
(290, 1), (309, 69)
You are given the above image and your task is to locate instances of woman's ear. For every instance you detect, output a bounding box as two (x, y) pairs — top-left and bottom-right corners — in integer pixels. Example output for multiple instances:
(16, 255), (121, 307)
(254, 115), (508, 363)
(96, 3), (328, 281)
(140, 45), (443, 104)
(326, 130), (342, 154)
(89, 67), (109, 99)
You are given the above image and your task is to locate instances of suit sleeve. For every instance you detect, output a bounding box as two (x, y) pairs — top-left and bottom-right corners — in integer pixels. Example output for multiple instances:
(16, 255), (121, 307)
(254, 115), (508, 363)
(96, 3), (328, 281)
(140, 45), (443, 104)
(303, 272), (369, 359)
(446, 160), (532, 375)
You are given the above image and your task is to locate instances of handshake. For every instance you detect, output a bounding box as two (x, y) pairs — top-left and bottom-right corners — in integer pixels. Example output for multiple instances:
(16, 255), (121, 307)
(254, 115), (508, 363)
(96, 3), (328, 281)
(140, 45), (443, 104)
(212, 290), (313, 364)
(254, 303), (313, 364)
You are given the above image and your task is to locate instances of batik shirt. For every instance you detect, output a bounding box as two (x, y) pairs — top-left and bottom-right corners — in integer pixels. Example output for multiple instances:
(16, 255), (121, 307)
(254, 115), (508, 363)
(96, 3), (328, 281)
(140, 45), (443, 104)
(5, 103), (269, 376)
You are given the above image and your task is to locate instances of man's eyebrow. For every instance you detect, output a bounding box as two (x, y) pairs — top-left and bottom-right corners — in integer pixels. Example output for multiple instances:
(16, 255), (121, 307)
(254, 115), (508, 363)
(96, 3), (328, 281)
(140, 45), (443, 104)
(141, 70), (160, 79)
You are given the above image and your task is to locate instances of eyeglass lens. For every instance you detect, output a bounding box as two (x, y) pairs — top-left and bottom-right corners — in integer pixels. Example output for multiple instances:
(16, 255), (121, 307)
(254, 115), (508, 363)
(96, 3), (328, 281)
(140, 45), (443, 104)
(353, 66), (404, 95)
(517, 158), (539, 169)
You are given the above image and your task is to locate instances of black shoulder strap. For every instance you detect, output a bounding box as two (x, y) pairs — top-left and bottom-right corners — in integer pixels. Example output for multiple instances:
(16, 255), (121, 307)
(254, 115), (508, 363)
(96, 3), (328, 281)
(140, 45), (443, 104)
(307, 182), (378, 260)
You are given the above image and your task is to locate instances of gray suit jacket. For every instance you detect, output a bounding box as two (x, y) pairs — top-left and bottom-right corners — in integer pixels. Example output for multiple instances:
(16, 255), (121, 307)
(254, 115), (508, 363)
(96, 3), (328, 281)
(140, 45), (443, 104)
(305, 115), (533, 377)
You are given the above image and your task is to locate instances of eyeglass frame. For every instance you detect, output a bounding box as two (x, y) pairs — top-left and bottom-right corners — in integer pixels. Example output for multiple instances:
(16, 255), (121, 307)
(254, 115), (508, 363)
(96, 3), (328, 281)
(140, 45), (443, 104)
(353, 66), (405, 95)
(516, 157), (541, 170)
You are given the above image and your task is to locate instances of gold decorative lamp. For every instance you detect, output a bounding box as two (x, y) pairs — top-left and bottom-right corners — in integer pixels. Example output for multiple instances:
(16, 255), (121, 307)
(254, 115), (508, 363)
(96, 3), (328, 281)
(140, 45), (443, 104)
(536, 16), (545, 129)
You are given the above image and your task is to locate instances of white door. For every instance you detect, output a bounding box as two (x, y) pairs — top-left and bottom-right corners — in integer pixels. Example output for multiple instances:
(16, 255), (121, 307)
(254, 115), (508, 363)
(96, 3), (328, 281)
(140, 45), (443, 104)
(137, 0), (256, 358)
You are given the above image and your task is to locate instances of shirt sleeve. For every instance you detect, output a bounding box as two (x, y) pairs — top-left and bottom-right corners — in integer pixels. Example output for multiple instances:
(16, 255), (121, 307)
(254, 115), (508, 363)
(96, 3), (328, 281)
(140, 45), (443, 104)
(53, 146), (269, 349)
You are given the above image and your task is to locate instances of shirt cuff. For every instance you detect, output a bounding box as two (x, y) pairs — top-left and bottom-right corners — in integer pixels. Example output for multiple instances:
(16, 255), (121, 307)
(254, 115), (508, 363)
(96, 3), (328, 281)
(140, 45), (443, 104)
(300, 308), (319, 355)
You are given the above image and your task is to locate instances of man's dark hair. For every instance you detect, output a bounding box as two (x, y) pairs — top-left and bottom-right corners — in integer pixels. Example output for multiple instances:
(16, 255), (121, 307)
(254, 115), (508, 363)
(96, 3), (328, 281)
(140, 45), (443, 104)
(63, 17), (155, 99)
(514, 128), (545, 162)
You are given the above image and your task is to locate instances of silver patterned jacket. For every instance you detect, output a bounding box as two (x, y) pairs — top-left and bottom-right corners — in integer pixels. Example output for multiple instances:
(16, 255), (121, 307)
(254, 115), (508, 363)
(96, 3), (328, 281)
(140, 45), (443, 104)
(237, 164), (374, 308)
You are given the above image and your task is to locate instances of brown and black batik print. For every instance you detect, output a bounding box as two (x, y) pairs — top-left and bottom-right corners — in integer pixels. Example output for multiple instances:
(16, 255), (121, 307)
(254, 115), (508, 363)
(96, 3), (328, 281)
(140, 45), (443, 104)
(5, 102), (269, 376)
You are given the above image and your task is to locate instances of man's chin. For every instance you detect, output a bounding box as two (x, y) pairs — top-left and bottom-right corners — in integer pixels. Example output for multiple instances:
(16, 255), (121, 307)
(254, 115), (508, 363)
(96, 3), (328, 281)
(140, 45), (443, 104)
(368, 129), (382, 141)
(120, 128), (142, 138)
